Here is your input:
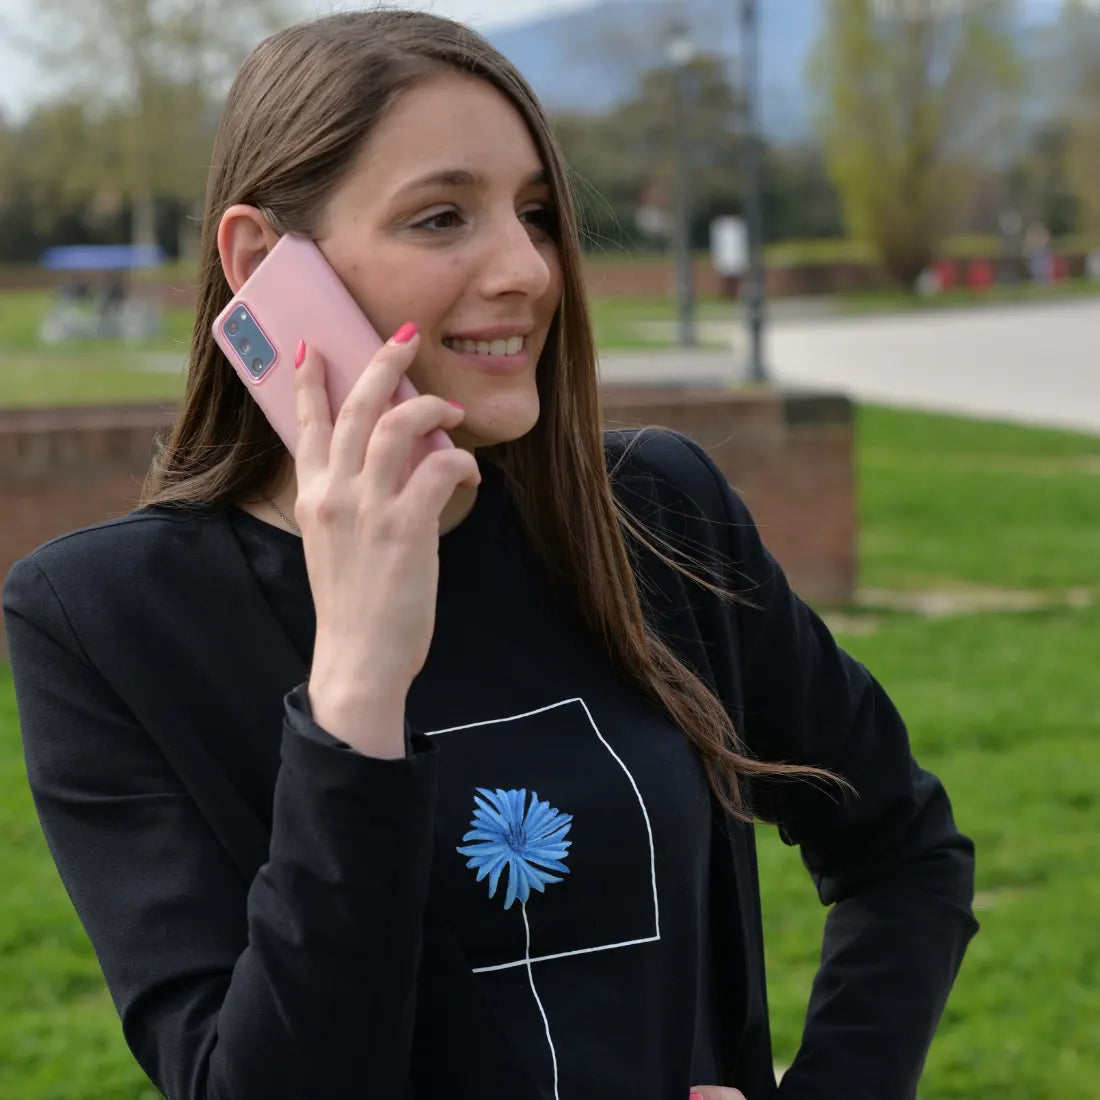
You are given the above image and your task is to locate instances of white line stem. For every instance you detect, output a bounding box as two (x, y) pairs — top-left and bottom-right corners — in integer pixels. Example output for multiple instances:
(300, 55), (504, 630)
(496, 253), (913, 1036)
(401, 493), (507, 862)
(523, 902), (559, 1100)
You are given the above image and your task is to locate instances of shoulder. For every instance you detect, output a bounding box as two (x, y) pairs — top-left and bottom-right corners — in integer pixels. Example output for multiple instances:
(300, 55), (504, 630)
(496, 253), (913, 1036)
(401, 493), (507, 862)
(603, 427), (750, 533)
(604, 426), (707, 481)
(3, 506), (224, 620)
(10, 505), (220, 576)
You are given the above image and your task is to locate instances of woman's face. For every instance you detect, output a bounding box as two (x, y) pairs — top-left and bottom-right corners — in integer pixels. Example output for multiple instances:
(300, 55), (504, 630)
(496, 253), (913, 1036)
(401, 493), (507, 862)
(315, 72), (563, 451)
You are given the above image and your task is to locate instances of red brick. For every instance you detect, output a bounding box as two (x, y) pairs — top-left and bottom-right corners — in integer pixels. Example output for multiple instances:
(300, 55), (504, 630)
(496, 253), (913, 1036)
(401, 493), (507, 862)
(0, 396), (855, 656)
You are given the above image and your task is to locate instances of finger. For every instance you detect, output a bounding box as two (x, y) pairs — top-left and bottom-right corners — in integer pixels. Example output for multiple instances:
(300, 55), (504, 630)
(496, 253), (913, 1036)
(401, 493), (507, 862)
(689, 1088), (747, 1100)
(399, 446), (482, 524)
(293, 341), (333, 477)
(327, 324), (421, 478)
(363, 395), (466, 497)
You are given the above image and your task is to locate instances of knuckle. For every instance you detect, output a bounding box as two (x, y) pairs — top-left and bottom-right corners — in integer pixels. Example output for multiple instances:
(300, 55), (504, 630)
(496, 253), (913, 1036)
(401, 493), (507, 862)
(381, 395), (417, 420)
(399, 394), (450, 427)
(291, 485), (320, 518)
(423, 450), (472, 485)
(291, 499), (315, 530)
(365, 350), (405, 382)
(372, 409), (405, 443)
(335, 395), (369, 427)
(310, 488), (345, 526)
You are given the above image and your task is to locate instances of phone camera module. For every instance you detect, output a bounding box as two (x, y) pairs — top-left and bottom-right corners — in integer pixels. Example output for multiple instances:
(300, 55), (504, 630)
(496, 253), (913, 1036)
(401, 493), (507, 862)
(223, 304), (274, 380)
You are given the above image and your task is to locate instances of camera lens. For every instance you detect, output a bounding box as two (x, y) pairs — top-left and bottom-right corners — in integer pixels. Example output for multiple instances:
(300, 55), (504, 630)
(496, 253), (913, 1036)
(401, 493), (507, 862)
(251, 357), (265, 374)
(226, 320), (239, 336)
(239, 338), (251, 355)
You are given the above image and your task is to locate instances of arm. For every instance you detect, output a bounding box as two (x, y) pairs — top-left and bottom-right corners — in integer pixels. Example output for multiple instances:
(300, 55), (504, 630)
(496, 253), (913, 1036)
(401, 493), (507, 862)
(4, 557), (436, 1100)
(678, 436), (978, 1100)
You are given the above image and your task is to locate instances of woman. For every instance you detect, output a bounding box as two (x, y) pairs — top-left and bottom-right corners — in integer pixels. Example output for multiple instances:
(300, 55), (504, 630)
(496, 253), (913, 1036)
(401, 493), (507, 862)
(2, 11), (977, 1100)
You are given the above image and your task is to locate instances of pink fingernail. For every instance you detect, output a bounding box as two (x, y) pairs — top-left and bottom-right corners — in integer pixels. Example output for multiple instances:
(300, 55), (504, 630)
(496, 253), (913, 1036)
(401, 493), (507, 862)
(294, 339), (306, 368)
(447, 400), (463, 409)
(690, 1094), (704, 1100)
(391, 322), (417, 345)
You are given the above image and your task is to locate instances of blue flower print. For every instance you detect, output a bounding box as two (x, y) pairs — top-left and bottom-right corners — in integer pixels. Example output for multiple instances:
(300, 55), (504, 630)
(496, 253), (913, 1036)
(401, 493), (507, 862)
(457, 788), (573, 910)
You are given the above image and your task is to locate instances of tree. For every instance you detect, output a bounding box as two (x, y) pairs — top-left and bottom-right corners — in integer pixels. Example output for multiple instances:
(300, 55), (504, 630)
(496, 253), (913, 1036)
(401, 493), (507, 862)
(555, 50), (747, 252)
(1006, 120), (1077, 237)
(1063, 0), (1100, 244)
(25, 0), (291, 246)
(0, 104), (121, 260)
(810, 0), (1022, 284)
(762, 144), (847, 242)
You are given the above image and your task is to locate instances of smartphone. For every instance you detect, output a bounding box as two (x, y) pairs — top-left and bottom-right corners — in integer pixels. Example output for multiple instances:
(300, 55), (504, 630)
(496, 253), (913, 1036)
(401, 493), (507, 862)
(212, 234), (451, 459)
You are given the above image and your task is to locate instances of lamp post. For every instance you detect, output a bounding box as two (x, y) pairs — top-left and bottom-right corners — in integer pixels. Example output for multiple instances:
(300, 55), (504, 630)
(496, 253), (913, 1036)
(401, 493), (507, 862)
(739, 0), (768, 382)
(667, 25), (696, 348)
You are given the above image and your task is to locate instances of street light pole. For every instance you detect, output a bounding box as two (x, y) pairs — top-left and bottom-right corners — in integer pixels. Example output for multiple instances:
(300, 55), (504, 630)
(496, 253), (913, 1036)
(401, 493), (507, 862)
(668, 27), (696, 348)
(740, 0), (768, 383)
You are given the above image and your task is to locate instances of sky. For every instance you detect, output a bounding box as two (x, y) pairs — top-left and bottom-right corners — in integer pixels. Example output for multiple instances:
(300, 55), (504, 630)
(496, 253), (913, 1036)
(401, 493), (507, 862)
(0, 0), (600, 121)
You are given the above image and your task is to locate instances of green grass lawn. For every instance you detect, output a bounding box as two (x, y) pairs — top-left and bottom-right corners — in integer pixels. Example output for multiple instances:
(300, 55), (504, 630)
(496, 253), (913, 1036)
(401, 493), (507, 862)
(0, 288), (714, 400)
(0, 291), (189, 408)
(3, 280), (1100, 407)
(588, 293), (737, 349)
(0, 288), (734, 390)
(762, 409), (1100, 1097)
(2, 361), (1100, 1090)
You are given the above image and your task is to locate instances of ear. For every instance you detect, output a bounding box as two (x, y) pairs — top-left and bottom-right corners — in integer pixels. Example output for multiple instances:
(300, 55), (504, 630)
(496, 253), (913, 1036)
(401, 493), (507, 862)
(217, 205), (281, 293)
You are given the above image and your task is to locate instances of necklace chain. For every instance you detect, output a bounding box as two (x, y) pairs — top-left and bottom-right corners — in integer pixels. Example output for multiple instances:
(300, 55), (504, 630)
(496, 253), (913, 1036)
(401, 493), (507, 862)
(263, 495), (300, 535)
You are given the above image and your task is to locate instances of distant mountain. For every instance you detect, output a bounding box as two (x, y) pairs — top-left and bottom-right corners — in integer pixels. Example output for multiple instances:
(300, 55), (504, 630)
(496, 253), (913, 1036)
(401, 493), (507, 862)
(485, 0), (822, 140)
(483, 0), (1067, 144)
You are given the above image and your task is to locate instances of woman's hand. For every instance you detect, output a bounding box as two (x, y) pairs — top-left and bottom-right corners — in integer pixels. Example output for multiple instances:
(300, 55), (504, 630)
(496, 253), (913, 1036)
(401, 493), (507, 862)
(293, 324), (480, 757)
(690, 1089), (748, 1100)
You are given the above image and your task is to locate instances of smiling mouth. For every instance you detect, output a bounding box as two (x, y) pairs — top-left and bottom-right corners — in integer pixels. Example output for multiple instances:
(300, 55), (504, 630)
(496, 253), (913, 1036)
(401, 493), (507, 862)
(443, 336), (526, 356)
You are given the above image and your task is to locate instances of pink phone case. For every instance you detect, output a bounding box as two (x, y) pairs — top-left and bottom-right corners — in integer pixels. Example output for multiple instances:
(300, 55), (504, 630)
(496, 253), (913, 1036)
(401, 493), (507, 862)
(213, 234), (451, 459)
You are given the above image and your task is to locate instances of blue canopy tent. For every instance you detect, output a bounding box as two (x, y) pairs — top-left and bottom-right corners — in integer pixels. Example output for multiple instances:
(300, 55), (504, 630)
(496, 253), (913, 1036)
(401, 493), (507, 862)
(37, 245), (166, 342)
(39, 244), (166, 271)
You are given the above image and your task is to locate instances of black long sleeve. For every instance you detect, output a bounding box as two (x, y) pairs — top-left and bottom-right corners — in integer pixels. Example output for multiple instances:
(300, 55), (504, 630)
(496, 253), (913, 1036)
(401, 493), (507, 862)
(676, 435), (978, 1099)
(4, 559), (437, 1099)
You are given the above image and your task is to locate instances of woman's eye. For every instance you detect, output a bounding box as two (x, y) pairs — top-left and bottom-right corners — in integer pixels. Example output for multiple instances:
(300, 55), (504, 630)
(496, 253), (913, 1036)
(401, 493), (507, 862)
(413, 209), (463, 231)
(520, 205), (557, 236)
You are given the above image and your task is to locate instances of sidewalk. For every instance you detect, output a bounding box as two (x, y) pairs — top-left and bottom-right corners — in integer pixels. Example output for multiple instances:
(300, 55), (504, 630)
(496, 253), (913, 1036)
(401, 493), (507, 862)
(601, 298), (1100, 435)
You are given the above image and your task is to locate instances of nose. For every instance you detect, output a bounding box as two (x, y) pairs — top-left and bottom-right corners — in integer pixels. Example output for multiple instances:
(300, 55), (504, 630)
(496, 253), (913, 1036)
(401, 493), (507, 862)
(475, 210), (553, 301)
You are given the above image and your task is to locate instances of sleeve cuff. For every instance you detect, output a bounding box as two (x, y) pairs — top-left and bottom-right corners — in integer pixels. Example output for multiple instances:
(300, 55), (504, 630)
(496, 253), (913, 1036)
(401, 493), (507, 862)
(284, 682), (427, 758)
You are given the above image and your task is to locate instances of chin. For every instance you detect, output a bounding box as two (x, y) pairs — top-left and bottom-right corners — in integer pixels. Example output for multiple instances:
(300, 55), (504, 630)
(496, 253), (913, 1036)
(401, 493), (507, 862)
(456, 394), (540, 449)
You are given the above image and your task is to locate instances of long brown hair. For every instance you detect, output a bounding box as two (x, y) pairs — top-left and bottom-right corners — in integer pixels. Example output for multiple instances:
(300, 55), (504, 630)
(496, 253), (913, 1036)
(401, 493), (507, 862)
(143, 10), (843, 819)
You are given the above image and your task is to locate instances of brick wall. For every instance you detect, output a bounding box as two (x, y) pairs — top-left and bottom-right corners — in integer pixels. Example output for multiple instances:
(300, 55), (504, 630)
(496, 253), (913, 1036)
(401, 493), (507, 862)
(581, 253), (1087, 299)
(602, 386), (855, 605)
(0, 392), (854, 656)
(0, 404), (175, 658)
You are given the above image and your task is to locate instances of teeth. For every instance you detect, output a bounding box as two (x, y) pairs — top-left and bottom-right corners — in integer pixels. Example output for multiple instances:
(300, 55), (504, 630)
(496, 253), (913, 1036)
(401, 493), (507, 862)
(444, 336), (526, 356)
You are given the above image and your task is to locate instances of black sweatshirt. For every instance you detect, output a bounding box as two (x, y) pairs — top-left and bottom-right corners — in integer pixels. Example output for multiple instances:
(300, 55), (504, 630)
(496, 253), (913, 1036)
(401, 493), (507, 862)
(229, 463), (724, 1099)
(2, 429), (978, 1099)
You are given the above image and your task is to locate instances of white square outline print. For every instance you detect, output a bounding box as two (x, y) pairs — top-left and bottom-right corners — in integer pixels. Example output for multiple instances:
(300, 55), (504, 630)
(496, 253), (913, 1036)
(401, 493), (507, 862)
(425, 696), (661, 973)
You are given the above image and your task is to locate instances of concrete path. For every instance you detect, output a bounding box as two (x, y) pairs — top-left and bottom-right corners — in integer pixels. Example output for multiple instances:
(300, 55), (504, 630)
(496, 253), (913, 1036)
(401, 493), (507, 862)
(599, 298), (1100, 435)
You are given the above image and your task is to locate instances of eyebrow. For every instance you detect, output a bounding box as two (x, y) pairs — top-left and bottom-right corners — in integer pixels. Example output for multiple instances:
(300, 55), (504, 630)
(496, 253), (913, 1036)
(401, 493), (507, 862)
(395, 167), (549, 198)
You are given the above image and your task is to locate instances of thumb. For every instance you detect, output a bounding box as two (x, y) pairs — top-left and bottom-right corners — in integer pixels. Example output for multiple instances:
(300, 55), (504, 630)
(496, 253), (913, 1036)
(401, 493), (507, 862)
(690, 1089), (748, 1100)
